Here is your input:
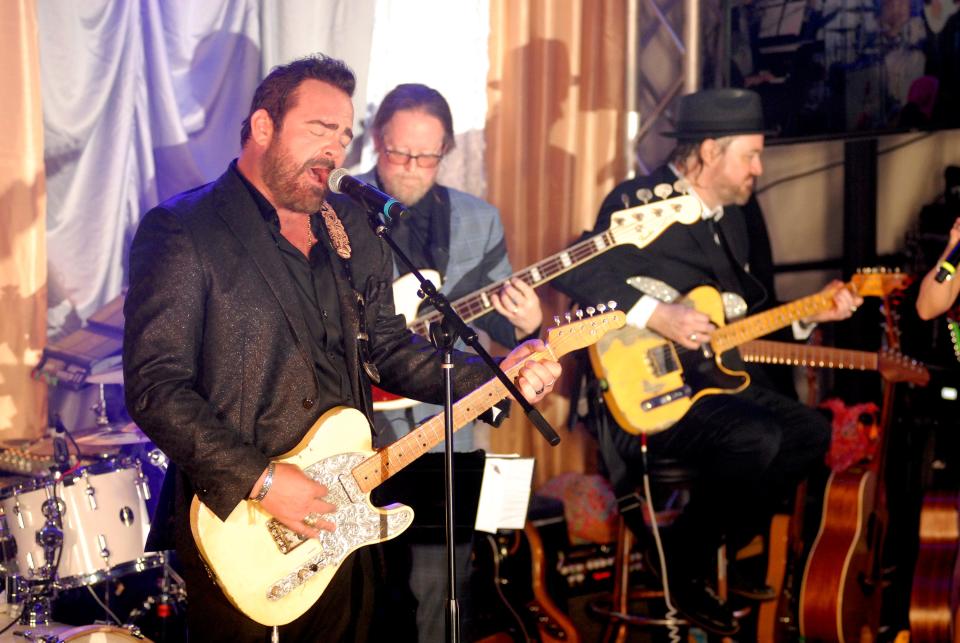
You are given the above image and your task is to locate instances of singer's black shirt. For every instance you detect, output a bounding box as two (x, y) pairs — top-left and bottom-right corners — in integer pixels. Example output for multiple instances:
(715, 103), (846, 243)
(232, 161), (353, 410)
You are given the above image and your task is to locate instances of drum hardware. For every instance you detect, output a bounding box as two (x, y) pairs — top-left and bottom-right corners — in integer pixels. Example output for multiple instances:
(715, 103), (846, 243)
(144, 451), (166, 476)
(7, 470), (69, 629)
(126, 557), (186, 635)
(0, 458), (163, 632)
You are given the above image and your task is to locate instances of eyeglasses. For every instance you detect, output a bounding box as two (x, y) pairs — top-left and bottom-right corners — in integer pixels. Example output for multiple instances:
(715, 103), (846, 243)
(383, 148), (444, 168)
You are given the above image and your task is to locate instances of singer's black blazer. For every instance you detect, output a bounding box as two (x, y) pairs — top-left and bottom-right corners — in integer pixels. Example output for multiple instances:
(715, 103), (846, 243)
(123, 164), (496, 548)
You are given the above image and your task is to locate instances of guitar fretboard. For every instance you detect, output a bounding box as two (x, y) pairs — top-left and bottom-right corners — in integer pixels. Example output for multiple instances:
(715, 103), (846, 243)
(351, 312), (626, 492)
(407, 197), (696, 336)
(712, 289), (839, 354)
(741, 340), (878, 371)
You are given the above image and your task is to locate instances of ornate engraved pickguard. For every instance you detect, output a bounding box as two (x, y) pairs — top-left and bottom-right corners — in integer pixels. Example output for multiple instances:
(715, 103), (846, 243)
(265, 452), (414, 601)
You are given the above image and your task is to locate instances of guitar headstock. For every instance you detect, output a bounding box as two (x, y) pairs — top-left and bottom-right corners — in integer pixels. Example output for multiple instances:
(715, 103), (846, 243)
(878, 348), (930, 386)
(608, 183), (702, 247)
(548, 303), (626, 357)
(849, 268), (912, 297)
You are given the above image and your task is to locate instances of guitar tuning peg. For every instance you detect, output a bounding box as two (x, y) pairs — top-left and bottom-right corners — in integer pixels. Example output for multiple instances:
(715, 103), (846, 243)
(597, 303), (607, 314)
(673, 179), (689, 195)
(564, 312), (573, 323)
(553, 315), (561, 326)
(586, 306), (596, 317)
(653, 184), (673, 200)
(607, 300), (618, 310)
(576, 309), (584, 319)
(635, 188), (653, 204)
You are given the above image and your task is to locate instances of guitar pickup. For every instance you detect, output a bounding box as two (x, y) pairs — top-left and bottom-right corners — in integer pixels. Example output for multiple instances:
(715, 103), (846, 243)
(640, 385), (692, 410)
(266, 518), (308, 554)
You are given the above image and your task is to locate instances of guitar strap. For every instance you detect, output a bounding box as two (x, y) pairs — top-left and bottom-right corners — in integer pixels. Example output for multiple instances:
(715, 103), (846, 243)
(318, 205), (381, 385)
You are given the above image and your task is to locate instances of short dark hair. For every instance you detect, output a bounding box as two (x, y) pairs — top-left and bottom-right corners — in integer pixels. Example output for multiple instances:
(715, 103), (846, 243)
(240, 54), (356, 146)
(372, 83), (455, 153)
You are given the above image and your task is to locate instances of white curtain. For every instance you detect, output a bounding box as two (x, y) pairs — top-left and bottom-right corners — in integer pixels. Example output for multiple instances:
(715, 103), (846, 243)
(37, 0), (395, 335)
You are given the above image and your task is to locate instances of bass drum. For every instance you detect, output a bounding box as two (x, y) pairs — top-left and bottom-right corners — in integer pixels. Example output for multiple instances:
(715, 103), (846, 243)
(56, 624), (153, 642)
(0, 623), (152, 642)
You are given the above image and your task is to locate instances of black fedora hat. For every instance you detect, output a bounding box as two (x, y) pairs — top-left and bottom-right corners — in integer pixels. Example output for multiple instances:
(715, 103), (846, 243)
(663, 88), (773, 140)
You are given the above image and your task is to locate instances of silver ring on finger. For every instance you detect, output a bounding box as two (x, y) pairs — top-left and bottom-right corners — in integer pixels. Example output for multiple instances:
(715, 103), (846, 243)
(689, 333), (697, 342)
(302, 513), (318, 528)
(534, 386), (544, 395)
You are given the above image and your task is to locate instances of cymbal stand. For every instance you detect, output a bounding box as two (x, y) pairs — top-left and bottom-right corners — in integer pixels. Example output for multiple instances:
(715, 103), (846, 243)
(126, 555), (186, 642)
(92, 383), (110, 428)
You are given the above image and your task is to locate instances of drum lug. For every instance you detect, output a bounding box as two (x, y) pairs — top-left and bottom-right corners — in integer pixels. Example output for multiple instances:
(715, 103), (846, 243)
(84, 471), (98, 511)
(98, 534), (110, 565)
(135, 460), (151, 501)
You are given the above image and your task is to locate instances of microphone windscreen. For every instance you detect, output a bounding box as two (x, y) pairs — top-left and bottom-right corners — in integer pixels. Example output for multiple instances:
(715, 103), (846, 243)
(327, 167), (350, 193)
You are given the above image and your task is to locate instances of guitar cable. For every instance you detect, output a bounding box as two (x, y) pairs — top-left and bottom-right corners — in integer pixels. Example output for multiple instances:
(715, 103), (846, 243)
(639, 433), (683, 643)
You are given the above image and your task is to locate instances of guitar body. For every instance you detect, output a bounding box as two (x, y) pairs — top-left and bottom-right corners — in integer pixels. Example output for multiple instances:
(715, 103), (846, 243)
(589, 285), (748, 434)
(190, 406), (415, 626)
(800, 468), (882, 643)
(909, 491), (960, 642)
(391, 269), (442, 325)
(188, 312), (626, 626)
(471, 527), (580, 643)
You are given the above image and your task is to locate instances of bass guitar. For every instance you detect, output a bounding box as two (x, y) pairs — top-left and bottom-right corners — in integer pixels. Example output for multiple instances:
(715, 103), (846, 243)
(372, 187), (701, 410)
(190, 310), (625, 626)
(589, 270), (910, 435)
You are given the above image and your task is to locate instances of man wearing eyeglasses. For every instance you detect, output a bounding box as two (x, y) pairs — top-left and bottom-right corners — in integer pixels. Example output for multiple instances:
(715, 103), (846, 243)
(358, 83), (542, 641)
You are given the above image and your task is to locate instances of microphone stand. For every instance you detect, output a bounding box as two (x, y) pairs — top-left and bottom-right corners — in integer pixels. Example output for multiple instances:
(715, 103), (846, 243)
(360, 205), (560, 643)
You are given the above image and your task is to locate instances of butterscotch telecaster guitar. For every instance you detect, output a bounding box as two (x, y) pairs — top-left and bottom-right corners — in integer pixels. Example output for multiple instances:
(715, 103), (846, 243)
(190, 310), (625, 626)
(372, 186), (701, 410)
(589, 270), (910, 435)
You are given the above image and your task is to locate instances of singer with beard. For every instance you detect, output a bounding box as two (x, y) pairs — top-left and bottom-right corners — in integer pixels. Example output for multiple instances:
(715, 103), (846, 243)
(552, 88), (859, 635)
(122, 54), (561, 643)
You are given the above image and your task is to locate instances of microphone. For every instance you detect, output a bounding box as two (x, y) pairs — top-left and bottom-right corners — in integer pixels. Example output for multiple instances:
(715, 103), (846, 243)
(327, 168), (408, 222)
(935, 242), (960, 282)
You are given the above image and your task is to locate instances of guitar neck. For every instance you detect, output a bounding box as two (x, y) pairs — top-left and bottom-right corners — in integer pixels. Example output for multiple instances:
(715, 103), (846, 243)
(740, 340), (878, 371)
(352, 367), (516, 492)
(712, 289), (837, 354)
(352, 311), (625, 492)
(408, 198), (692, 336)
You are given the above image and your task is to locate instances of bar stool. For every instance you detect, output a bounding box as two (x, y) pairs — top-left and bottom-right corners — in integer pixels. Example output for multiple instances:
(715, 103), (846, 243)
(589, 457), (711, 642)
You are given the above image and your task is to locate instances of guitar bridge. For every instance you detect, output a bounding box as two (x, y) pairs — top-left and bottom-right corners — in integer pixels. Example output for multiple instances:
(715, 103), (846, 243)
(266, 518), (308, 554)
(640, 385), (692, 411)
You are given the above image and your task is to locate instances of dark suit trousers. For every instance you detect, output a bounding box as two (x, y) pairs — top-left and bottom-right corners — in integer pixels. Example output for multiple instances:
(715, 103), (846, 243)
(611, 384), (831, 574)
(177, 526), (375, 642)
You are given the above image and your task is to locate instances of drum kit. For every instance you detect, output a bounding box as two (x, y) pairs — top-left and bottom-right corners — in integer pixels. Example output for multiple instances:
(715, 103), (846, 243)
(0, 372), (185, 643)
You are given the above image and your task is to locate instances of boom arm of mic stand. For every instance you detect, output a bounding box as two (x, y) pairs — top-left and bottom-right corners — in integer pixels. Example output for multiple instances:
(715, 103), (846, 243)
(365, 212), (561, 446)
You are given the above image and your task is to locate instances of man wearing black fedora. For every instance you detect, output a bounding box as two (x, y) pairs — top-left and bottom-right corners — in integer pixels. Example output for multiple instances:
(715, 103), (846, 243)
(553, 88), (859, 635)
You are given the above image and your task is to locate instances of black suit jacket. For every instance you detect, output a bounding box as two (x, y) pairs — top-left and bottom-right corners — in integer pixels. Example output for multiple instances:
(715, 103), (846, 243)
(553, 165), (768, 314)
(124, 167), (496, 548)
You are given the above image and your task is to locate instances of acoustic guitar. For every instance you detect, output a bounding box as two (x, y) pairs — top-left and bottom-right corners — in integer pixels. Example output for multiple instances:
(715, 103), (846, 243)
(589, 270), (910, 435)
(372, 187), (701, 411)
(909, 491), (960, 642)
(799, 291), (909, 643)
(190, 311), (625, 626)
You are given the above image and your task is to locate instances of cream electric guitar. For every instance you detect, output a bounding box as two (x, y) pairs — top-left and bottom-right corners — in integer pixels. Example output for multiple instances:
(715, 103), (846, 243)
(589, 270), (910, 435)
(190, 310), (626, 626)
(373, 186), (702, 411)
